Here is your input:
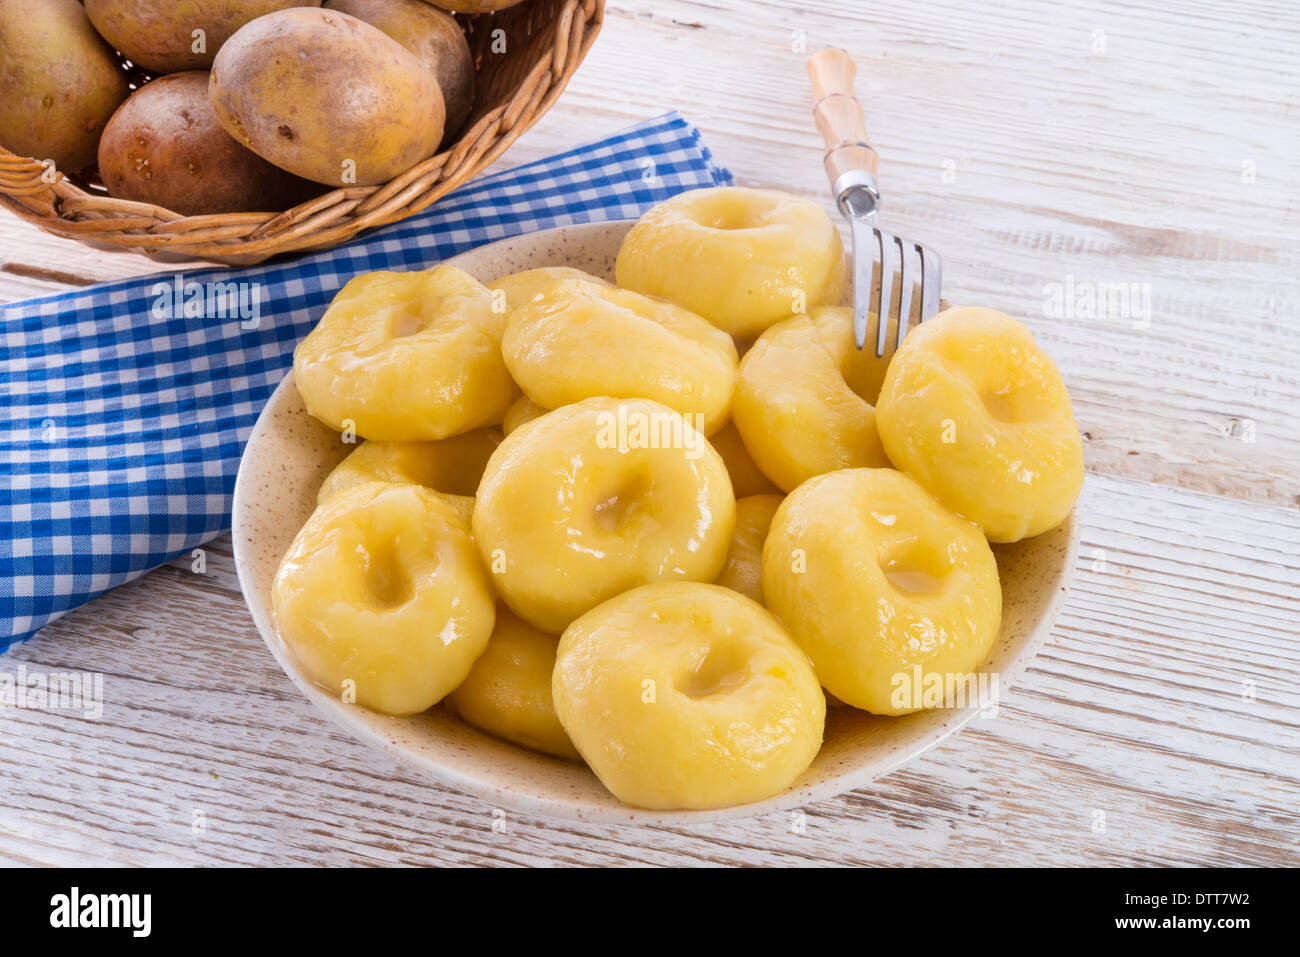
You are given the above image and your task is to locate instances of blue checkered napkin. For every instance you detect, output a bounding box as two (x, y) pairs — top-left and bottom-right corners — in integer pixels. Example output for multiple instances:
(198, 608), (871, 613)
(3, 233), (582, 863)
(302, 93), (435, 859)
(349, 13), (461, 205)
(0, 112), (733, 650)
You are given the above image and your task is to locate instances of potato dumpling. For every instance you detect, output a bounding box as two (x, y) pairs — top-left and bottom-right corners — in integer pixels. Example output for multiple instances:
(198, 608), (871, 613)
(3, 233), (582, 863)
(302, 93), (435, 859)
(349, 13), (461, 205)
(473, 397), (736, 633)
(615, 186), (846, 338)
(502, 279), (738, 435)
(316, 429), (501, 504)
(715, 494), (783, 603)
(488, 266), (610, 313)
(272, 482), (495, 716)
(554, 582), (825, 810)
(762, 468), (1002, 716)
(501, 395), (548, 436)
(446, 606), (581, 761)
(294, 266), (514, 440)
(709, 422), (779, 497)
(875, 307), (1084, 542)
(733, 306), (892, 492)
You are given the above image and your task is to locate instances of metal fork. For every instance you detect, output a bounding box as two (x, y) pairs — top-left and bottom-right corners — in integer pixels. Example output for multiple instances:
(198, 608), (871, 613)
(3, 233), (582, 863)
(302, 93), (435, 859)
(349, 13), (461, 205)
(808, 48), (942, 356)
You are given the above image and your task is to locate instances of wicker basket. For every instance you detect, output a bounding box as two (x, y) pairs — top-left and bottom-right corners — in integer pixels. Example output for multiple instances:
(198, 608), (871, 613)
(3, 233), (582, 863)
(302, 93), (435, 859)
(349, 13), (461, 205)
(0, 0), (603, 266)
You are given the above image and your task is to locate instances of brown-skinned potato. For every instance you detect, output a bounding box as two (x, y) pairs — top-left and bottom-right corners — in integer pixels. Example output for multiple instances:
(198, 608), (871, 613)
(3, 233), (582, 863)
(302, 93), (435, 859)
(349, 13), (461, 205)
(0, 0), (129, 174)
(324, 0), (475, 140)
(209, 8), (445, 187)
(84, 0), (321, 74)
(426, 1), (527, 11)
(98, 72), (321, 216)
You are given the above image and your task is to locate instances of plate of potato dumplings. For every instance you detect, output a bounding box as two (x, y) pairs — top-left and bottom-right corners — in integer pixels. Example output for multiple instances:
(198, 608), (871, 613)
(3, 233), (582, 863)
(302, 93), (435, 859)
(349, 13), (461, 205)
(233, 186), (1082, 822)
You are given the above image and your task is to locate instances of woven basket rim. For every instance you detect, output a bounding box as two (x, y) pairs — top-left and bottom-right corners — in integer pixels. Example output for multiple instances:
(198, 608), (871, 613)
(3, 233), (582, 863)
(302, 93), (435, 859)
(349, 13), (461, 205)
(0, 0), (604, 266)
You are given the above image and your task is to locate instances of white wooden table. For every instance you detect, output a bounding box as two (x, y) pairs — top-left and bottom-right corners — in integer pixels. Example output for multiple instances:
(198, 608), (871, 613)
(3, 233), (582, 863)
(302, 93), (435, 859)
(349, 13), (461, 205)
(2, 0), (1297, 867)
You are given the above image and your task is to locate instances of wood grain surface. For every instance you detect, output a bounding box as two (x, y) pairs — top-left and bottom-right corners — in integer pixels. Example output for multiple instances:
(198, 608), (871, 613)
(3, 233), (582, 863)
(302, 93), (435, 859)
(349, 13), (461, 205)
(2, 0), (1298, 866)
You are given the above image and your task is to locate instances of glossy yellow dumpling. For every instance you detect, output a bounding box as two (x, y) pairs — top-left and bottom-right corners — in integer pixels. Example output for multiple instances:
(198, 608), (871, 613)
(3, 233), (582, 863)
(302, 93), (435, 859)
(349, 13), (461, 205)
(762, 468), (1002, 715)
(615, 186), (846, 338)
(271, 482), (495, 716)
(316, 429), (501, 505)
(446, 605), (581, 761)
(501, 395), (548, 435)
(709, 422), (779, 497)
(293, 265), (514, 440)
(715, 494), (783, 603)
(875, 307), (1084, 542)
(502, 278), (738, 435)
(472, 397), (736, 633)
(733, 306), (892, 492)
(553, 582), (825, 810)
(487, 266), (609, 312)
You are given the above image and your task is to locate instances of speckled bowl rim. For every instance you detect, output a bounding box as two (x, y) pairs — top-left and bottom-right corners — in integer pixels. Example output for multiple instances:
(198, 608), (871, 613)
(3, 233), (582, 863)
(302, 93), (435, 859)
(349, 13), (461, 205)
(232, 220), (1082, 825)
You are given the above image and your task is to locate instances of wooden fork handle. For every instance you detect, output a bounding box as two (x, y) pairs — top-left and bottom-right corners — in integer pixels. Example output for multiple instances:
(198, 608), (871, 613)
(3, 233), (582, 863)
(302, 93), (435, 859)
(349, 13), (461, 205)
(807, 48), (878, 191)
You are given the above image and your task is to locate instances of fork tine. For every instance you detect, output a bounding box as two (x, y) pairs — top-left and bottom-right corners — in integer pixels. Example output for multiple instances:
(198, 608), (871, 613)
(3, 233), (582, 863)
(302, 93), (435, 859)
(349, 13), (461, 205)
(894, 240), (916, 353)
(849, 218), (874, 350)
(874, 228), (895, 357)
(920, 245), (942, 320)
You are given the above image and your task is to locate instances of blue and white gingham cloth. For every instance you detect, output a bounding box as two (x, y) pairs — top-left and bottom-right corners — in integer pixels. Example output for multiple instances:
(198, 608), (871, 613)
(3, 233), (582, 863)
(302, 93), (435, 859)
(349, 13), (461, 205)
(0, 113), (733, 650)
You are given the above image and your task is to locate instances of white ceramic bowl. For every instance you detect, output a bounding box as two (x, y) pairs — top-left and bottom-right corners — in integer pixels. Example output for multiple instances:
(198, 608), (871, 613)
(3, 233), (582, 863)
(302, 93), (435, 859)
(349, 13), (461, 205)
(232, 221), (1080, 824)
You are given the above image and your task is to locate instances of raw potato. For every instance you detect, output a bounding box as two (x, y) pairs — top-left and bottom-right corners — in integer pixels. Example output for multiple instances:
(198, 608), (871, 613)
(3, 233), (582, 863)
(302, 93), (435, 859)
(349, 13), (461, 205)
(428, 1), (527, 11)
(0, 0), (128, 174)
(98, 72), (317, 215)
(84, 0), (319, 74)
(324, 0), (475, 140)
(209, 7), (445, 187)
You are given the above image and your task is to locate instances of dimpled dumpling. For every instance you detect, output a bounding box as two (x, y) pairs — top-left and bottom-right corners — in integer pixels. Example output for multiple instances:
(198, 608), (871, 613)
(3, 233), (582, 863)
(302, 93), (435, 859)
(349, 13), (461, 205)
(502, 278), (738, 435)
(762, 468), (1002, 716)
(553, 582), (825, 810)
(875, 306), (1084, 542)
(733, 306), (892, 492)
(472, 397), (736, 633)
(293, 265), (514, 440)
(615, 186), (846, 338)
(272, 482), (495, 716)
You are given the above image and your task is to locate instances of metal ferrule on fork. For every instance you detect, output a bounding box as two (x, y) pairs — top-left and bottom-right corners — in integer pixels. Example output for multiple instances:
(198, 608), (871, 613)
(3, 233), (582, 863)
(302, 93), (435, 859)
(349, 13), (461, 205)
(809, 49), (943, 357)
